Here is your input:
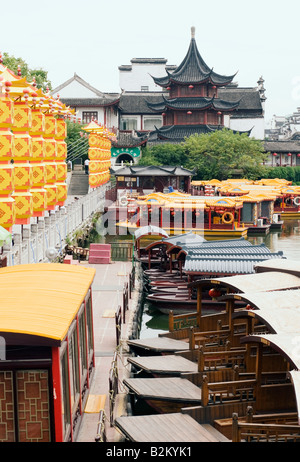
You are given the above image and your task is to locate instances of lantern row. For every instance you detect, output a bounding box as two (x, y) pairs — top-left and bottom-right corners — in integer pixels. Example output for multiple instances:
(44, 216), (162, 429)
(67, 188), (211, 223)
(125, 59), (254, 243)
(0, 61), (76, 232)
(83, 121), (116, 189)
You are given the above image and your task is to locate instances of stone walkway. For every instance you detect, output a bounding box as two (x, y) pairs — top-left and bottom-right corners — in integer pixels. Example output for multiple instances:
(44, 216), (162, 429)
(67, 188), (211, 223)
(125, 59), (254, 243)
(76, 258), (142, 442)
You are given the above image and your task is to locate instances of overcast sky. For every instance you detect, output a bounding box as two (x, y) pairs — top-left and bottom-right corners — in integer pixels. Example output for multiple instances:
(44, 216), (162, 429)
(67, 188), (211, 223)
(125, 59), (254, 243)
(1, 0), (300, 126)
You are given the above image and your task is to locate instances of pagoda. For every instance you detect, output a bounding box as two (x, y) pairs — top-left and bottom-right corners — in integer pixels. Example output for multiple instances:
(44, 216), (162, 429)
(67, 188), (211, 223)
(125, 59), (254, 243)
(146, 27), (245, 143)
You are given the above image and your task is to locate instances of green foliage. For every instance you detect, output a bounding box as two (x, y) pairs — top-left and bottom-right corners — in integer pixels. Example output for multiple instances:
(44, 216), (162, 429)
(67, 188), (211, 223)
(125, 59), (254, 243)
(264, 166), (300, 183)
(183, 129), (268, 180)
(2, 52), (52, 92)
(140, 143), (188, 166)
(65, 120), (89, 162)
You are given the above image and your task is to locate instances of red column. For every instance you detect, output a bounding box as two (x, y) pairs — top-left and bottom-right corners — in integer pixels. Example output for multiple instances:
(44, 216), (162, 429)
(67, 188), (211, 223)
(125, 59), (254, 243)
(51, 347), (64, 442)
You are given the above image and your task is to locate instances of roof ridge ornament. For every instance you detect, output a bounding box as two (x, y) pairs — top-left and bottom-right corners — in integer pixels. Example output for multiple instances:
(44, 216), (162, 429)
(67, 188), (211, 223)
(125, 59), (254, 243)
(191, 26), (195, 39)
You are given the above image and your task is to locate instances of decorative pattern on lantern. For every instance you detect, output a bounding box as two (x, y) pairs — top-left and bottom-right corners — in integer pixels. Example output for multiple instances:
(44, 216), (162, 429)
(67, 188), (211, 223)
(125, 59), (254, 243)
(56, 162), (67, 182)
(13, 101), (32, 132)
(45, 162), (57, 185)
(0, 97), (14, 128)
(55, 118), (66, 140)
(11, 191), (33, 224)
(44, 184), (57, 211)
(0, 164), (14, 196)
(56, 140), (67, 161)
(13, 163), (33, 192)
(0, 128), (15, 161)
(0, 197), (15, 232)
(56, 183), (67, 205)
(32, 188), (47, 217)
(31, 163), (46, 189)
(13, 132), (32, 161)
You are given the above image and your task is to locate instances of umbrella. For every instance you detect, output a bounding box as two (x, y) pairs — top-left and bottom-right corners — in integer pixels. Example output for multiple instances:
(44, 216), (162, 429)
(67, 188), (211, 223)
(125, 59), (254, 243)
(0, 226), (12, 246)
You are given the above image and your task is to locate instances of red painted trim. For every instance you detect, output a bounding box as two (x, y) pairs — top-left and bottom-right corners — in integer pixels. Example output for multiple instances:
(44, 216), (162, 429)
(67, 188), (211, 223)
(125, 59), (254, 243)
(51, 346), (64, 442)
(89, 288), (96, 368)
(66, 337), (74, 441)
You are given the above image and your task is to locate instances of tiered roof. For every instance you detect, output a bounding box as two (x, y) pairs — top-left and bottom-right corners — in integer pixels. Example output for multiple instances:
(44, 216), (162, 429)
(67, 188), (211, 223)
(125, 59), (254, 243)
(147, 95), (240, 112)
(151, 27), (236, 88)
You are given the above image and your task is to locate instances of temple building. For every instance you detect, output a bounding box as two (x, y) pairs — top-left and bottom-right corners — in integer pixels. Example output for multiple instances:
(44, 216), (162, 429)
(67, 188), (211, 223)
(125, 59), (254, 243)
(144, 27), (257, 145)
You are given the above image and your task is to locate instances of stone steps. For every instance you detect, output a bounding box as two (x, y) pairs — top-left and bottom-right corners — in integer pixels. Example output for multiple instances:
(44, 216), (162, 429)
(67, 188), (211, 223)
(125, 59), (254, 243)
(68, 171), (89, 196)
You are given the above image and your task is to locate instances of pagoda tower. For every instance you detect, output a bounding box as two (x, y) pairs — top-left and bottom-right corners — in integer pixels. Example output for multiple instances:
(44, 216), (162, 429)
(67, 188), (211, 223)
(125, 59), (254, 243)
(146, 27), (242, 143)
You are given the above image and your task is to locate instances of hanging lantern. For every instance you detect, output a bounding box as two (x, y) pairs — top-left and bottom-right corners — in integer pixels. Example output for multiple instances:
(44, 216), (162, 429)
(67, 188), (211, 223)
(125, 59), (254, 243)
(0, 196), (15, 232)
(189, 85), (194, 89)
(273, 152), (277, 156)
(187, 111), (192, 115)
(11, 191), (33, 224)
(208, 288), (221, 299)
(297, 154), (300, 157)
(32, 188), (47, 217)
(287, 152), (292, 156)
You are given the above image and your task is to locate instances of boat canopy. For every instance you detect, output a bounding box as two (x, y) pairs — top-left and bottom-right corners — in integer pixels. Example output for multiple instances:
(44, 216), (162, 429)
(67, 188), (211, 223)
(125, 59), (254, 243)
(0, 263), (96, 345)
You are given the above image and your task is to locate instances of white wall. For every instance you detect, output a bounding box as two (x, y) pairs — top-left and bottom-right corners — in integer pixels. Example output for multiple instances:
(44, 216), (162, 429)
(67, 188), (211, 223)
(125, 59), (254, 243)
(119, 60), (171, 92)
(227, 117), (265, 140)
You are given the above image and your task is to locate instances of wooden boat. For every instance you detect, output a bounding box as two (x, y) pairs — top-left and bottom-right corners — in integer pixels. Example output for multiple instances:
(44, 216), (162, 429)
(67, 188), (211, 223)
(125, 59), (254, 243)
(117, 192), (248, 238)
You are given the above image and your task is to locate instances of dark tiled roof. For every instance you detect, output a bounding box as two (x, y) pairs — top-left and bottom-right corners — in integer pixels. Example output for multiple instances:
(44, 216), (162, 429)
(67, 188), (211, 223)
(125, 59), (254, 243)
(218, 88), (263, 117)
(264, 140), (300, 153)
(147, 124), (252, 142)
(111, 131), (148, 148)
(119, 92), (167, 114)
(147, 95), (240, 112)
(60, 95), (120, 107)
(110, 165), (195, 176)
(152, 37), (236, 87)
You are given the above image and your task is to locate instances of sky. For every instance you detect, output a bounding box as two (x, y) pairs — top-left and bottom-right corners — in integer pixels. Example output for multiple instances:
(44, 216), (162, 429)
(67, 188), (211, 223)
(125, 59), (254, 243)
(1, 0), (300, 126)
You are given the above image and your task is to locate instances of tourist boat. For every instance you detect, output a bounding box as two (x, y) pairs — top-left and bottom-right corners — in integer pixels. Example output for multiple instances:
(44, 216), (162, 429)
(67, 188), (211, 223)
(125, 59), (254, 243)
(0, 263), (96, 443)
(117, 192), (248, 238)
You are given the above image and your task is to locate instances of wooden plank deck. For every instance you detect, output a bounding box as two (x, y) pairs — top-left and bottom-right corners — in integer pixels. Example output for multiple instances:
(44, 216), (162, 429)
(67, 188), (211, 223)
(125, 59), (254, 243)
(128, 354), (198, 375)
(126, 337), (189, 354)
(115, 413), (229, 442)
(124, 377), (202, 403)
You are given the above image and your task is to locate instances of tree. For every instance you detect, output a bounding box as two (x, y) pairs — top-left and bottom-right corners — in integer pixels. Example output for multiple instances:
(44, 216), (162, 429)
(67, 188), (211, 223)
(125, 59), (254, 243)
(184, 128), (268, 180)
(139, 143), (188, 166)
(1, 52), (52, 92)
(65, 120), (89, 163)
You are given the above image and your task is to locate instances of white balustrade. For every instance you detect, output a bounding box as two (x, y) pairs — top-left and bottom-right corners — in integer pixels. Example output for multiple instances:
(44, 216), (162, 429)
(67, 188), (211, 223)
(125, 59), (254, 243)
(3, 184), (108, 266)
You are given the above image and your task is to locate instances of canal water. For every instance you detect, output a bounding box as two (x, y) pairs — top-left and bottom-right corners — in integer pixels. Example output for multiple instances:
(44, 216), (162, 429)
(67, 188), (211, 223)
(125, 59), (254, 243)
(138, 219), (300, 339)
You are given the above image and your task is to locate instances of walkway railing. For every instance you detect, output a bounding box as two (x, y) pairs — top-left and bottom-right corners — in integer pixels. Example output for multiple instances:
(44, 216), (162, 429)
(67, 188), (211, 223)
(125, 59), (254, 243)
(2, 184), (108, 267)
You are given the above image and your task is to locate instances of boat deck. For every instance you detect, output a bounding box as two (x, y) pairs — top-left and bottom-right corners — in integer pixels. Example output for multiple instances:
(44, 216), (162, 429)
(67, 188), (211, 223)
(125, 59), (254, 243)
(124, 377), (202, 403)
(115, 413), (229, 442)
(127, 336), (190, 354)
(128, 354), (198, 376)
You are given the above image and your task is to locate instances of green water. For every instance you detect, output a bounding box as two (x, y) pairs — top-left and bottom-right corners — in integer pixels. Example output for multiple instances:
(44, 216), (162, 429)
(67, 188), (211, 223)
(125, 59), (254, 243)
(138, 219), (300, 339)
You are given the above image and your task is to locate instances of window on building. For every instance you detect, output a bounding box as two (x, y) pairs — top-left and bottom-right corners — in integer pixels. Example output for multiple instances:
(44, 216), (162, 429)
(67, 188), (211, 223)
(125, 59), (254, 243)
(82, 112), (98, 124)
(120, 117), (138, 130)
(143, 116), (163, 131)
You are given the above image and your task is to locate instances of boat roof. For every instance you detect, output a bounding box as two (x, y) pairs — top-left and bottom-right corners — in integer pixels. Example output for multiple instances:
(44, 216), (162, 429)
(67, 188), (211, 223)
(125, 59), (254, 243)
(184, 253), (285, 275)
(0, 263), (96, 346)
(189, 270), (300, 292)
(255, 259), (300, 277)
(230, 290), (300, 333)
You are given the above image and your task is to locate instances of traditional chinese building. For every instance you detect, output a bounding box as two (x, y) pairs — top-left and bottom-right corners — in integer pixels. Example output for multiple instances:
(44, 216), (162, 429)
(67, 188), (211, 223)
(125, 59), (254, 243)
(145, 27), (253, 145)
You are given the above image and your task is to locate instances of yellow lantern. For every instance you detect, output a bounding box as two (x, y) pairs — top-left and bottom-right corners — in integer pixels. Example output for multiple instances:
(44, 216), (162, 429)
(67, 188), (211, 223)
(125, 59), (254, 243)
(0, 164), (14, 196)
(0, 197), (15, 232)
(11, 191), (33, 224)
(32, 188), (47, 217)
(13, 163), (33, 192)
(56, 183), (67, 205)
(44, 184), (57, 211)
